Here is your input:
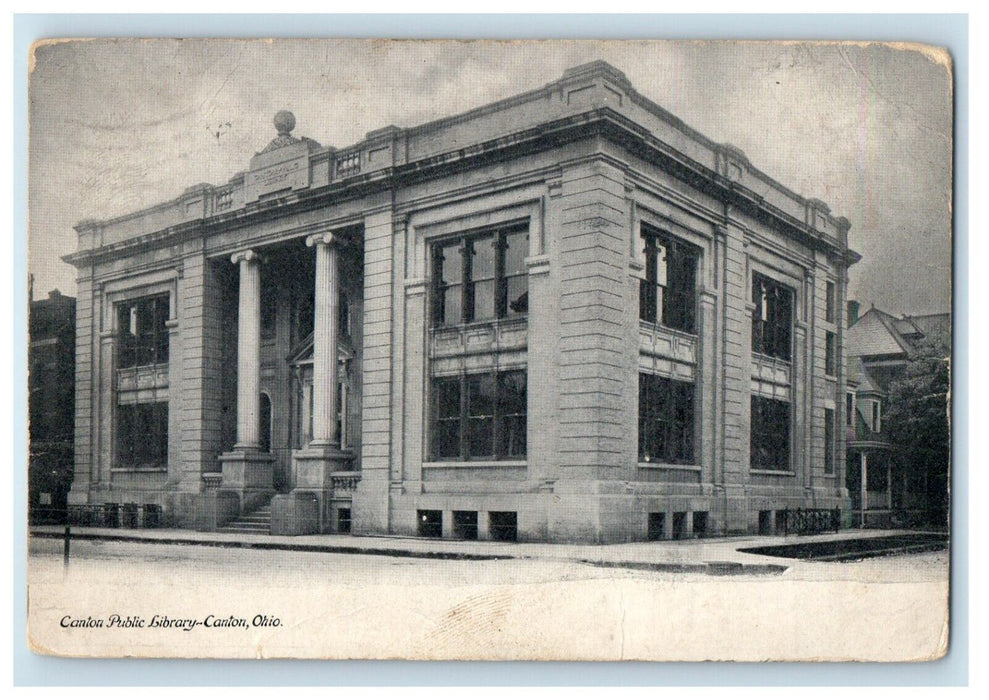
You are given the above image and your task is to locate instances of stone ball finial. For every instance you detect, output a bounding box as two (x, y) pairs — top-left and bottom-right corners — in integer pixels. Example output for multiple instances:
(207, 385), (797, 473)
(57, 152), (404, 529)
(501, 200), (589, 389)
(273, 110), (296, 136)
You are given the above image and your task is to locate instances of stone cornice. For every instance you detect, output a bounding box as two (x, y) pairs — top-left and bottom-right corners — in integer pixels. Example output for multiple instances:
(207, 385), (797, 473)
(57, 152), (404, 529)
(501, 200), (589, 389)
(67, 104), (857, 269)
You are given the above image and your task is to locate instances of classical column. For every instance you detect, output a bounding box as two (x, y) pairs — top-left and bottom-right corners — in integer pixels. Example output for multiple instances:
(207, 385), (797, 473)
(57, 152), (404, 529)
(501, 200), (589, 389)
(232, 249), (262, 451)
(306, 231), (340, 448)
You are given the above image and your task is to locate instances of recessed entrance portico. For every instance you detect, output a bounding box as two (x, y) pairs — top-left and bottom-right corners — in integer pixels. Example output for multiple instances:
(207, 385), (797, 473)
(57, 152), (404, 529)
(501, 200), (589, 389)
(272, 231), (357, 535)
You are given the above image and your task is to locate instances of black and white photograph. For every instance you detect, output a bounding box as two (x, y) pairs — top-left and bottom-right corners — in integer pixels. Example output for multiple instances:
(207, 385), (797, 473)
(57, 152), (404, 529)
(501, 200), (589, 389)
(25, 38), (953, 661)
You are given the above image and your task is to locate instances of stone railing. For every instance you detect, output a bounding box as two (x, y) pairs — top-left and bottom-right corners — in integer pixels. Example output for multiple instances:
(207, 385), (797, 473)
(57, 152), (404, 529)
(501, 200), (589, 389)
(335, 150), (361, 178)
(201, 472), (224, 490)
(331, 471), (361, 493)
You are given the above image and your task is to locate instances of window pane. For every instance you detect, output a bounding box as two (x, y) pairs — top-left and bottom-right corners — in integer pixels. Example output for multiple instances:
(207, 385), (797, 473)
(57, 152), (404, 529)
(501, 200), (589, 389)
(468, 417), (494, 457)
(432, 378), (461, 459)
(116, 405), (135, 466)
(155, 296), (170, 363)
(442, 283), (462, 326)
(439, 242), (463, 286)
(655, 242), (668, 287)
(435, 379), (460, 419)
(503, 230), (528, 276)
(506, 276), (528, 316)
(499, 371), (526, 414)
(640, 279), (657, 322)
(673, 381), (694, 462)
(498, 370), (527, 458)
(501, 414), (527, 457)
(472, 279), (495, 322)
(468, 375), (496, 417)
(467, 375), (495, 458)
(434, 242), (463, 327)
(470, 236), (496, 281)
(435, 420), (461, 459)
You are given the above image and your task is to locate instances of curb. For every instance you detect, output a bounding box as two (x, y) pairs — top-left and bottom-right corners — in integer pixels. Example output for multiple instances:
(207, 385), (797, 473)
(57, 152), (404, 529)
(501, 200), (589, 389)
(29, 530), (514, 562)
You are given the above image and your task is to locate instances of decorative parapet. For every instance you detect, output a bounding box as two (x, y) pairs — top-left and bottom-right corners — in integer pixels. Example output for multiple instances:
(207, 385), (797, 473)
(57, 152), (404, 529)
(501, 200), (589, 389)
(334, 150), (362, 179)
(331, 471), (361, 493)
(201, 472), (223, 490)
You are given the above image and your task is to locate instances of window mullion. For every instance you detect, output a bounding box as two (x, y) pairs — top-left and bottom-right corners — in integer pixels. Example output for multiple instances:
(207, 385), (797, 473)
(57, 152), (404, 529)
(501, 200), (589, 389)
(495, 232), (506, 319)
(460, 373), (468, 460)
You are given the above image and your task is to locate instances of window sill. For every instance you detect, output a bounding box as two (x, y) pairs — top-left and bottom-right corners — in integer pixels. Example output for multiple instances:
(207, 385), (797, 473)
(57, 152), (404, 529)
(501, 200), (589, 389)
(111, 467), (167, 474)
(431, 317), (528, 333)
(638, 319), (698, 340)
(423, 460), (527, 469)
(751, 352), (792, 367)
(750, 469), (796, 476)
(637, 462), (701, 471)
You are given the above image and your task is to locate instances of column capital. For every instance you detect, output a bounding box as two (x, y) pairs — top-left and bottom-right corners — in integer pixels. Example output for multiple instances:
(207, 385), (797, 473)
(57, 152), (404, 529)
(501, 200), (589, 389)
(231, 249), (260, 265)
(306, 231), (339, 249)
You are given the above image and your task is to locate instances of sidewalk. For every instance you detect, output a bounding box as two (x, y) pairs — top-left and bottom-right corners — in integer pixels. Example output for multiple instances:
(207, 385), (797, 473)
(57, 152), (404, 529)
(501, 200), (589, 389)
(30, 524), (927, 575)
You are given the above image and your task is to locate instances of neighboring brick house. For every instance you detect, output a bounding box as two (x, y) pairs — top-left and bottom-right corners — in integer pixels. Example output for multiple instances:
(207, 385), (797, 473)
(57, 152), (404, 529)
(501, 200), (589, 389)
(63, 62), (859, 542)
(28, 285), (76, 523)
(845, 303), (950, 527)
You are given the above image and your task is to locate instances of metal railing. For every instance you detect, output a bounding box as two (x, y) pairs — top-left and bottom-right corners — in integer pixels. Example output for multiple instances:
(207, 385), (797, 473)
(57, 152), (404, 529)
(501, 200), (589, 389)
(779, 507), (841, 536)
(58, 502), (164, 529)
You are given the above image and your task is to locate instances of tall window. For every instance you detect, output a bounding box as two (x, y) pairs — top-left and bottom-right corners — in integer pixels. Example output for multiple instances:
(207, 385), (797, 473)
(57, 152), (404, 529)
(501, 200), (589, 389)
(116, 402), (168, 469)
(639, 227), (699, 333)
(638, 373), (695, 464)
(824, 407), (835, 474)
(751, 395), (791, 471)
(117, 294), (169, 368)
(431, 225), (529, 327)
(752, 274), (794, 361)
(871, 400), (882, 433)
(846, 392), (855, 425)
(825, 280), (836, 323)
(825, 331), (837, 376)
(431, 370), (527, 461)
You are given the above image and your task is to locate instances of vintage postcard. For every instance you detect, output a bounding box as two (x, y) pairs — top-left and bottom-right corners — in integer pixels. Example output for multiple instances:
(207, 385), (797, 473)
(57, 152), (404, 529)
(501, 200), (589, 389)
(26, 39), (952, 661)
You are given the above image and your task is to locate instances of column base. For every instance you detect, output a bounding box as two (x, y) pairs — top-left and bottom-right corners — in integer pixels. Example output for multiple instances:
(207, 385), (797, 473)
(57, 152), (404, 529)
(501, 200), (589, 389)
(270, 444), (355, 535)
(217, 449), (275, 514)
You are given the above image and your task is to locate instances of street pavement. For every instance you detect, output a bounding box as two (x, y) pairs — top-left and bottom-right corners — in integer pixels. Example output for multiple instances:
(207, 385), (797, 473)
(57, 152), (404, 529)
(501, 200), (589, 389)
(29, 523), (945, 575)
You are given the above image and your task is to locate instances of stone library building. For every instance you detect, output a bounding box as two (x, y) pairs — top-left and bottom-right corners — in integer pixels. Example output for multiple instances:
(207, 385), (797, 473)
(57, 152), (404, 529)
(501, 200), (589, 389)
(64, 61), (859, 542)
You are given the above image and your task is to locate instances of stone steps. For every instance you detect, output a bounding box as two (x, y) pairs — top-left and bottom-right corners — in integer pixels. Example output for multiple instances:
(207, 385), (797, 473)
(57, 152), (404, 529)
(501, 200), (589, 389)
(217, 505), (272, 534)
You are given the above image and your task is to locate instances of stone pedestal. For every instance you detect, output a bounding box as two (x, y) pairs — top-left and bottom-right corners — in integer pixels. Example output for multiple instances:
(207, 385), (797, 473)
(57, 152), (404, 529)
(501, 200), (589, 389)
(217, 450), (275, 514)
(270, 491), (321, 535)
(270, 445), (353, 535)
(195, 489), (241, 531)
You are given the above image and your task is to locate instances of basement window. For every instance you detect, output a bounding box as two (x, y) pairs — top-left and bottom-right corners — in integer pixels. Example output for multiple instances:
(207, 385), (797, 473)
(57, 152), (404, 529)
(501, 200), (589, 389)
(453, 511), (478, 540)
(489, 511), (518, 542)
(417, 510), (442, 538)
(647, 513), (666, 541)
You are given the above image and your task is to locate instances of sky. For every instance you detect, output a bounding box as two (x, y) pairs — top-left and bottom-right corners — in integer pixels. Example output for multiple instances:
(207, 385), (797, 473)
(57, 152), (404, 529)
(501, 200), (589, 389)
(27, 39), (953, 316)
